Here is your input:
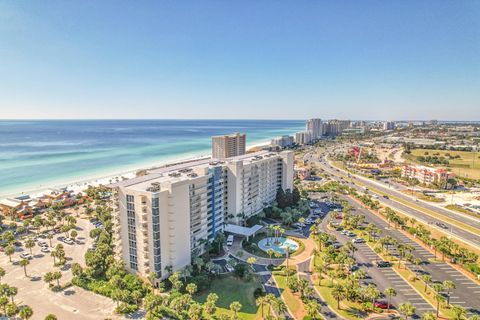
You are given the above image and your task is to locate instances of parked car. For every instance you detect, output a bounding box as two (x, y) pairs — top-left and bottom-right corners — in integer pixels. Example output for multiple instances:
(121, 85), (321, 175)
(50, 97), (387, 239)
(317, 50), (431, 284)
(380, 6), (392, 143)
(352, 238), (364, 244)
(383, 195), (389, 199)
(63, 238), (74, 245)
(347, 232), (356, 237)
(41, 247), (50, 253)
(37, 241), (48, 247)
(20, 253), (33, 260)
(376, 261), (391, 268)
(225, 264), (234, 272)
(374, 301), (389, 309)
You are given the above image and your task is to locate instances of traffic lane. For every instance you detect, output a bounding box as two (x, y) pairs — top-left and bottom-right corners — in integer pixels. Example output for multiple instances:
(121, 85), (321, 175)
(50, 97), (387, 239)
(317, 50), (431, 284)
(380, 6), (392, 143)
(342, 196), (480, 314)
(298, 273), (339, 320)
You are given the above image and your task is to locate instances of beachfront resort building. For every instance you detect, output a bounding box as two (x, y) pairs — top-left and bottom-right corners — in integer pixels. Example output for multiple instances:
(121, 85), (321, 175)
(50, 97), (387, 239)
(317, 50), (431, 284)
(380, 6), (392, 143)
(295, 131), (312, 145)
(109, 150), (294, 279)
(401, 164), (454, 187)
(211, 132), (246, 159)
(271, 135), (294, 148)
(306, 118), (323, 140)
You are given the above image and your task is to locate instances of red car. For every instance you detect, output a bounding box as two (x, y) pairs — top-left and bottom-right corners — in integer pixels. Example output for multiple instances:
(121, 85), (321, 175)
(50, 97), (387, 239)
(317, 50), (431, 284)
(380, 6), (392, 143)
(374, 301), (389, 309)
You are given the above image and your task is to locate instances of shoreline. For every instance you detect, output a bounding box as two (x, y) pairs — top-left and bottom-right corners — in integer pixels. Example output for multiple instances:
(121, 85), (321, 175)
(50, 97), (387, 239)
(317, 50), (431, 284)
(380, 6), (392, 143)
(0, 140), (272, 201)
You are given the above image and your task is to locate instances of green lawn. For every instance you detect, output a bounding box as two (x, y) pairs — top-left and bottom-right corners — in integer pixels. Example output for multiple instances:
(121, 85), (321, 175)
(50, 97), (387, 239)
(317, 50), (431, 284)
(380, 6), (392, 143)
(272, 273), (304, 316)
(194, 275), (262, 320)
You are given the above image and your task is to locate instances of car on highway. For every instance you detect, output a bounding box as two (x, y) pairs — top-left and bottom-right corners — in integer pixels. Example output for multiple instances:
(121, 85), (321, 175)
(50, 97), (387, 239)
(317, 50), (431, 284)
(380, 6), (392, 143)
(436, 222), (448, 229)
(375, 261), (391, 268)
(374, 301), (389, 309)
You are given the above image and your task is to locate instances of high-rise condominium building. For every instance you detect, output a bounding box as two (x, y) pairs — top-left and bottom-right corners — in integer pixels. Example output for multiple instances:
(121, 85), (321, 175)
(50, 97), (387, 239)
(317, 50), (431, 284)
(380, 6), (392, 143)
(212, 132), (246, 159)
(383, 121), (396, 131)
(271, 135), (294, 148)
(294, 131), (312, 145)
(109, 150), (294, 279)
(306, 118), (322, 140)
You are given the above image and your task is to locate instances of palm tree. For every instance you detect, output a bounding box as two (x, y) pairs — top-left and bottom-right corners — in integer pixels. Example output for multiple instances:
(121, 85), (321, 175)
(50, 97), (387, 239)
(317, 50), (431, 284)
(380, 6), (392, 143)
(331, 284), (346, 309)
(421, 311), (436, 320)
(185, 283), (197, 296)
(443, 280), (456, 305)
(432, 283), (445, 318)
(0, 266), (5, 282)
(267, 248), (274, 265)
(204, 293), (218, 316)
(256, 296), (269, 319)
(19, 305), (33, 320)
(273, 297), (287, 316)
(47, 233), (53, 247)
(5, 245), (14, 262)
(20, 258), (30, 277)
(247, 257), (257, 270)
(421, 274), (432, 292)
(52, 271), (62, 287)
(44, 272), (54, 287)
(229, 301), (242, 319)
(399, 302), (416, 320)
(305, 300), (321, 319)
(0, 296), (8, 315)
(451, 305), (467, 320)
(7, 286), (17, 303)
(384, 287), (397, 311)
(25, 238), (35, 255)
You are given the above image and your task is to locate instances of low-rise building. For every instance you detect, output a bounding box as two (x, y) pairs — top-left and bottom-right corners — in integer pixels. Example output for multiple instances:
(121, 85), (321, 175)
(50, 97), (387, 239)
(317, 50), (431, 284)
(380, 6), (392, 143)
(401, 164), (454, 187)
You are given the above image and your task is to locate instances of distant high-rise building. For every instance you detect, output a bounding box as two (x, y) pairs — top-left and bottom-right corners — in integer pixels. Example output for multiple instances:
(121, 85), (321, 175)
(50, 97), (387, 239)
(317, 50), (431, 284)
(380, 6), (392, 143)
(271, 135), (294, 148)
(383, 121), (396, 131)
(306, 118), (322, 140)
(212, 132), (246, 159)
(295, 131), (312, 145)
(323, 120), (351, 136)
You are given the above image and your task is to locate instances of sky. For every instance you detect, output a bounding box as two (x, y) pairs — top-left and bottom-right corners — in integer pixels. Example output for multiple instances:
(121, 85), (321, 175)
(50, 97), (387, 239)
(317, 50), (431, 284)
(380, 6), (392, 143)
(0, 1), (479, 121)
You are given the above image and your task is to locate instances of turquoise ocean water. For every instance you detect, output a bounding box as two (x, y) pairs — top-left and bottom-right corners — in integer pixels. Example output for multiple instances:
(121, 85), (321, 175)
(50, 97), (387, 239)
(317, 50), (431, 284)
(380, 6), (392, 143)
(0, 120), (304, 198)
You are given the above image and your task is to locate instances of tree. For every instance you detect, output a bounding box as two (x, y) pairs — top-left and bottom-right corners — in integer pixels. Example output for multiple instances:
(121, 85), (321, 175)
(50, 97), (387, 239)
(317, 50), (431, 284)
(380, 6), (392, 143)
(229, 301), (242, 319)
(267, 248), (274, 265)
(247, 257), (257, 270)
(433, 283), (445, 318)
(20, 258), (30, 277)
(451, 305), (467, 320)
(19, 305), (33, 320)
(421, 275), (432, 292)
(421, 311), (436, 320)
(256, 296), (269, 319)
(384, 287), (397, 311)
(305, 300), (321, 319)
(204, 293), (218, 316)
(399, 302), (416, 320)
(52, 271), (62, 287)
(70, 230), (78, 241)
(25, 238), (35, 255)
(185, 283), (197, 296)
(331, 284), (346, 309)
(44, 314), (58, 320)
(0, 266), (5, 282)
(5, 303), (19, 318)
(5, 245), (14, 262)
(443, 280), (456, 305)
(6, 286), (17, 303)
(0, 296), (8, 315)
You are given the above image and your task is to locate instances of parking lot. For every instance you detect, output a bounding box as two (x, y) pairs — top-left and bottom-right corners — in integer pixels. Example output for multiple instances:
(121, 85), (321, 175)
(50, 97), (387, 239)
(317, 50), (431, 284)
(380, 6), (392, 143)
(0, 217), (118, 320)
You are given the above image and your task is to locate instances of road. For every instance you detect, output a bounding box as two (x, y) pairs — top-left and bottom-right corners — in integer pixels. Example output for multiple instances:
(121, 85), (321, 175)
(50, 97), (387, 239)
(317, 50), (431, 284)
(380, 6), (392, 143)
(307, 150), (480, 249)
(338, 195), (480, 317)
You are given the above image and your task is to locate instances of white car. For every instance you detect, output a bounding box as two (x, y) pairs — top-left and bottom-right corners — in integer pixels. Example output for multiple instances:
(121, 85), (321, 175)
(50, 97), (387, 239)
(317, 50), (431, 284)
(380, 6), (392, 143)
(225, 264), (234, 272)
(63, 238), (74, 245)
(20, 253), (33, 260)
(41, 247), (50, 253)
(352, 238), (365, 244)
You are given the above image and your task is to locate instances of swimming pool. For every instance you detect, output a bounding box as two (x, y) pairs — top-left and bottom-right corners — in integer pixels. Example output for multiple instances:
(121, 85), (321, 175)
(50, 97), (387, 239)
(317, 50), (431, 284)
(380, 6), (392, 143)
(257, 237), (299, 254)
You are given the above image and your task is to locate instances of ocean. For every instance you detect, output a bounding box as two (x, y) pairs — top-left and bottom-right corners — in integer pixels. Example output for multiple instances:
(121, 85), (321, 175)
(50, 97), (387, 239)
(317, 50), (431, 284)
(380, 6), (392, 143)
(0, 119), (304, 198)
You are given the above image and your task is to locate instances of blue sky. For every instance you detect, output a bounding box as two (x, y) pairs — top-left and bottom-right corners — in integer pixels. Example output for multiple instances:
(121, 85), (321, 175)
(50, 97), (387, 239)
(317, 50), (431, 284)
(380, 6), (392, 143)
(0, 1), (479, 120)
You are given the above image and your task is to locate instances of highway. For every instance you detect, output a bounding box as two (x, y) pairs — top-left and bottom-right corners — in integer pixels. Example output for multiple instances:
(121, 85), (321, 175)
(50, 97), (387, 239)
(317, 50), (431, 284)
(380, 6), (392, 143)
(305, 150), (480, 248)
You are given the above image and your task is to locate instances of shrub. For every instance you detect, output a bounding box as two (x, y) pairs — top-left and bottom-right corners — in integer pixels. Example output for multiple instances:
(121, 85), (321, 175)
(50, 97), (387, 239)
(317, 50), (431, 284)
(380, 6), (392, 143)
(115, 302), (138, 314)
(253, 287), (265, 299)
